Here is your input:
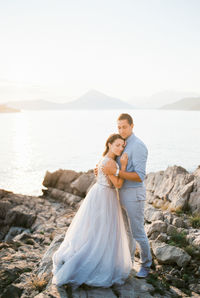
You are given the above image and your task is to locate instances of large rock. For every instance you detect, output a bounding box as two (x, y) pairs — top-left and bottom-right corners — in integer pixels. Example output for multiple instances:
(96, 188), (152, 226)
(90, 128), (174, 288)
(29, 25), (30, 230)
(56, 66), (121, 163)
(145, 166), (197, 212)
(151, 241), (191, 267)
(43, 169), (80, 192)
(71, 172), (95, 197)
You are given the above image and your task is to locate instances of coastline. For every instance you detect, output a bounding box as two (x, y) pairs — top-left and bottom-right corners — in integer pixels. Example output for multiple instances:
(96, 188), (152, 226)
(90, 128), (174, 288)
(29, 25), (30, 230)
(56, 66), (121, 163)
(0, 165), (200, 297)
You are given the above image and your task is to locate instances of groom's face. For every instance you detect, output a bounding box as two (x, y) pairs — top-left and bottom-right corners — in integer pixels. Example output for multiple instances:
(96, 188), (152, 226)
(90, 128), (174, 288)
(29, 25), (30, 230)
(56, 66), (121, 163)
(117, 119), (133, 139)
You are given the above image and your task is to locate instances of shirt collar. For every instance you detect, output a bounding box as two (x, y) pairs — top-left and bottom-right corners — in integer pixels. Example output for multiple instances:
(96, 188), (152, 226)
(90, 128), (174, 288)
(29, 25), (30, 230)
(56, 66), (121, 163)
(126, 132), (135, 144)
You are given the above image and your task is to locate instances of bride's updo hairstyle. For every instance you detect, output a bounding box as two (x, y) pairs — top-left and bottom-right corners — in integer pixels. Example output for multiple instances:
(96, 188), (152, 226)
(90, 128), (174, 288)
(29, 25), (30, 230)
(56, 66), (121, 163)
(103, 133), (124, 156)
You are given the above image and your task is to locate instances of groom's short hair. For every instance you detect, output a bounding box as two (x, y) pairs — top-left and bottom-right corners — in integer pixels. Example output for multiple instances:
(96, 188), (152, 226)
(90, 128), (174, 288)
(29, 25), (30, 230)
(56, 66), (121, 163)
(118, 113), (133, 125)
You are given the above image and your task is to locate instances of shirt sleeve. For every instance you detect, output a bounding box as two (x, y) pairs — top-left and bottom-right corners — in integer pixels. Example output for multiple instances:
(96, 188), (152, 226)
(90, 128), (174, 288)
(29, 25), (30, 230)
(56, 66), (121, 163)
(131, 142), (148, 181)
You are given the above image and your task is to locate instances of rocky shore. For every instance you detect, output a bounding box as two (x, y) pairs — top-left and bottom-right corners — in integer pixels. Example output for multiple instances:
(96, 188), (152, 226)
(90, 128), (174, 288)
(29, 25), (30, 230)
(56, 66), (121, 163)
(0, 104), (20, 113)
(0, 165), (200, 297)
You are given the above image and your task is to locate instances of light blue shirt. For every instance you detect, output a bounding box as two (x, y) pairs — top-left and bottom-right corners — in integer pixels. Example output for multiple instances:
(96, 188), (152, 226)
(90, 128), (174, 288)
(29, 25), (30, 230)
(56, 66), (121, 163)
(116, 133), (148, 188)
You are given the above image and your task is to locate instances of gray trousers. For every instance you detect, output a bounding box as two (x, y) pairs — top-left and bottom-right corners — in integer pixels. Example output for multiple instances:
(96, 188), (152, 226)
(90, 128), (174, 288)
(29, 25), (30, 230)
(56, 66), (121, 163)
(119, 186), (152, 268)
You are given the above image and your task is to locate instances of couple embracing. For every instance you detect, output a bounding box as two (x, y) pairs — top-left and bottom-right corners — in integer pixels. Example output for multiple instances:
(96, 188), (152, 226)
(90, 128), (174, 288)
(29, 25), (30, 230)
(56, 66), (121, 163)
(52, 113), (152, 288)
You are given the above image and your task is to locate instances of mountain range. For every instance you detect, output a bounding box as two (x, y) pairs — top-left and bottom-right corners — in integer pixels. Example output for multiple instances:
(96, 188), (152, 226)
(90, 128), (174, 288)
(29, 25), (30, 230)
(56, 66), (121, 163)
(128, 90), (200, 109)
(3, 89), (200, 111)
(161, 97), (200, 110)
(5, 90), (134, 110)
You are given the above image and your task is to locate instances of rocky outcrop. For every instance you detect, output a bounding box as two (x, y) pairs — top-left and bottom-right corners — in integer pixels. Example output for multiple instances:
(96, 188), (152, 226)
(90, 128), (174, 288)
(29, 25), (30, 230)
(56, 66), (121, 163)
(0, 164), (200, 297)
(43, 169), (95, 197)
(0, 188), (158, 298)
(145, 165), (200, 214)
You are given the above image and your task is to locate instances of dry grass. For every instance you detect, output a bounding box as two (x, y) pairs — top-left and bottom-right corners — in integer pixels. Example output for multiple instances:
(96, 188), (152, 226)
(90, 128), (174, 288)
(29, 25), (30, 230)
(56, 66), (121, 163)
(161, 202), (170, 211)
(152, 201), (160, 209)
(169, 206), (183, 214)
(190, 214), (200, 228)
(27, 273), (48, 292)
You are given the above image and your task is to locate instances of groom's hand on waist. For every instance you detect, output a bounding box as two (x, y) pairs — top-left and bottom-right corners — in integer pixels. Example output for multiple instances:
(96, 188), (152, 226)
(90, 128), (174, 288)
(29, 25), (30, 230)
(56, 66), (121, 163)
(94, 164), (98, 177)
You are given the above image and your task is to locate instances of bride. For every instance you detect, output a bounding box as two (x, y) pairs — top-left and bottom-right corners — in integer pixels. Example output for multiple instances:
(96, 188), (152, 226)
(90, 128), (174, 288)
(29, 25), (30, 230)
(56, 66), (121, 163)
(52, 133), (132, 288)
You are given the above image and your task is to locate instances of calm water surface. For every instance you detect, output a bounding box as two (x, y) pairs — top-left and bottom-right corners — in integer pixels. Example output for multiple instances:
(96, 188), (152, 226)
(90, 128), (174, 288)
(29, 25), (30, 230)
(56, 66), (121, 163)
(0, 109), (199, 196)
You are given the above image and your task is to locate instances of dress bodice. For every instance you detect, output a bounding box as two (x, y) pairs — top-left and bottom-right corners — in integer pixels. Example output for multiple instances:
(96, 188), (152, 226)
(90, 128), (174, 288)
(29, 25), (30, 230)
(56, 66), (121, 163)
(97, 156), (119, 188)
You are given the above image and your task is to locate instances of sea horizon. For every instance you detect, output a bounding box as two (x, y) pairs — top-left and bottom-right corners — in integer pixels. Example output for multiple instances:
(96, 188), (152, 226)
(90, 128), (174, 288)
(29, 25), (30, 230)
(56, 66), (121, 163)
(0, 109), (199, 196)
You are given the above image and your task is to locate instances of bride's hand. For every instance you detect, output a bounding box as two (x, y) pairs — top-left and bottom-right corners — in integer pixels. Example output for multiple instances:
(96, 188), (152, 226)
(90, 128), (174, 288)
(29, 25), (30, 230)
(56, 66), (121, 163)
(120, 153), (128, 169)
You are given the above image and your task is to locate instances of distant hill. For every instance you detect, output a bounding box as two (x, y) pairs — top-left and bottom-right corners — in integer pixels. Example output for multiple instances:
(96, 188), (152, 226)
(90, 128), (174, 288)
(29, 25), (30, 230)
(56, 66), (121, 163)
(161, 97), (200, 110)
(62, 90), (134, 109)
(0, 104), (20, 113)
(5, 90), (134, 110)
(129, 90), (200, 109)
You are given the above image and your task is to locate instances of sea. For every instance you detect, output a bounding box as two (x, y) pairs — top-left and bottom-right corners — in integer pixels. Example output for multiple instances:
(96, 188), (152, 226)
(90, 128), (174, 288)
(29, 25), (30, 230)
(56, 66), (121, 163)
(0, 109), (199, 196)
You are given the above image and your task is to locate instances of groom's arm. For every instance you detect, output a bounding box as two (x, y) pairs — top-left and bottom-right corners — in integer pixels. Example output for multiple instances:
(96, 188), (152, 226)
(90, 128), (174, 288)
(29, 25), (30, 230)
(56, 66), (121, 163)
(130, 142), (148, 182)
(118, 170), (142, 182)
(102, 165), (142, 182)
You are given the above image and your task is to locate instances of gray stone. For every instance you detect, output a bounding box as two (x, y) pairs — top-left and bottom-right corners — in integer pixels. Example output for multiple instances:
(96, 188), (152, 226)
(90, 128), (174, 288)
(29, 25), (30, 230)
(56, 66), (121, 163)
(144, 205), (164, 222)
(170, 180), (194, 210)
(167, 224), (177, 235)
(163, 211), (174, 224)
(149, 231), (160, 240)
(4, 226), (29, 241)
(46, 187), (83, 206)
(145, 190), (155, 204)
(146, 220), (167, 236)
(172, 217), (185, 228)
(0, 201), (11, 219)
(5, 206), (36, 228)
(154, 166), (187, 200)
(156, 233), (168, 242)
(145, 171), (164, 194)
(145, 166), (197, 213)
(151, 241), (191, 267)
(189, 283), (200, 294)
(188, 191), (200, 214)
(193, 166), (200, 177)
(86, 288), (116, 297)
(36, 284), (69, 298)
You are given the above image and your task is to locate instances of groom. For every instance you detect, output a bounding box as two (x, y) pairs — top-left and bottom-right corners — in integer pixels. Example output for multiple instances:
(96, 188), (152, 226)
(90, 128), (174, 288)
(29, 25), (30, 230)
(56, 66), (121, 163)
(102, 113), (152, 278)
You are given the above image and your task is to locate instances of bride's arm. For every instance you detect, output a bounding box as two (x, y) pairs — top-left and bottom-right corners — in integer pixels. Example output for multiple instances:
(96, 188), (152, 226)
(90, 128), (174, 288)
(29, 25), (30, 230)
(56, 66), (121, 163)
(105, 160), (126, 189)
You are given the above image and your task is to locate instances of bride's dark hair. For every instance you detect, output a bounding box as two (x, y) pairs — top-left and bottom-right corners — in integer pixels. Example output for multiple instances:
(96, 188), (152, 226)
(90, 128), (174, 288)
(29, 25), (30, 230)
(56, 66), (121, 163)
(103, 134), (124, 156)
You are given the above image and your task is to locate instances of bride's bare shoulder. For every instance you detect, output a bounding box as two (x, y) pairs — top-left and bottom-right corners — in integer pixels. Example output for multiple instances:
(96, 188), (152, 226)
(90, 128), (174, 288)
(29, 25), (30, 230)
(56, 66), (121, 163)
(103, 157), (117, 168)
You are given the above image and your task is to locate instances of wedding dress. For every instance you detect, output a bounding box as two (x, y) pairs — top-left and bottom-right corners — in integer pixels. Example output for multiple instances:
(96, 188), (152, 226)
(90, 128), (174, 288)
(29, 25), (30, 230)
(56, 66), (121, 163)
(52, 156), (132, 288)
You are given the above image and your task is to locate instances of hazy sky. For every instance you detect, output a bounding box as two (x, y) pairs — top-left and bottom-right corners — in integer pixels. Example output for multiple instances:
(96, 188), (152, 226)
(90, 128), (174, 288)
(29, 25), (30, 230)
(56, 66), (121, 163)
(0, 0), (200, 102)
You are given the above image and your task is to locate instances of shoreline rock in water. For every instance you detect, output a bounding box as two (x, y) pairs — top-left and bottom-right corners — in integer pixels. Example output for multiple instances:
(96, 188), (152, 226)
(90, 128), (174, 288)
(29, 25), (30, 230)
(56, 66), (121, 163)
(0, 165), (200, 297)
